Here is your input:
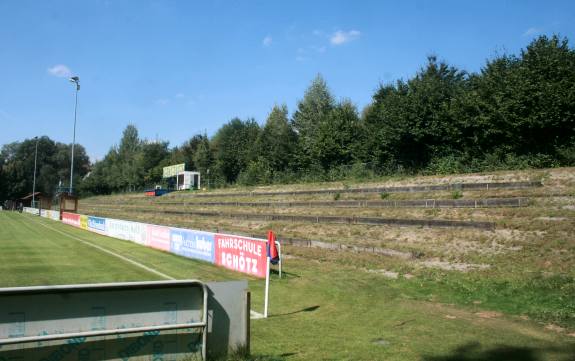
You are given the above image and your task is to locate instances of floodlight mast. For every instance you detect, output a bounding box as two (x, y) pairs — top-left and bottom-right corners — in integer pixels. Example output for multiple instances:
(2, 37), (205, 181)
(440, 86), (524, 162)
(69, 76), (80, 195)
(32, 137), (39, 209)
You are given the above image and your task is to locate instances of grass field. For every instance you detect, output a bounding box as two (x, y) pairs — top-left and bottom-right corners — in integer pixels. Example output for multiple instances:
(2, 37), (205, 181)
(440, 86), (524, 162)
(1, 205), (574, 360)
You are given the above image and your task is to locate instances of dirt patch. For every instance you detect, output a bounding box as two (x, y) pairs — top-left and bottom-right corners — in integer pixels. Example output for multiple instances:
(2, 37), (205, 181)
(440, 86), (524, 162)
(439, 239), (510, 256)
(545, 324), (566, 333)
(475, 311), (502, 319)
(536, 217), (568, 221)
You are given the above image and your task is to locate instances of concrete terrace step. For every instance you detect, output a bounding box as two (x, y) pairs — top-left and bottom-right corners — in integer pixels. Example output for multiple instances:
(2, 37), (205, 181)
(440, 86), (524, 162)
(183, 180), (542, 198)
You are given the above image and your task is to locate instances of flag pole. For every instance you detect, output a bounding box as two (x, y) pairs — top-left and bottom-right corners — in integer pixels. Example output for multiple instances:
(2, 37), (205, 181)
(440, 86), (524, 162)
(277, 241), (282, 279)
(264, 255), (270, 318)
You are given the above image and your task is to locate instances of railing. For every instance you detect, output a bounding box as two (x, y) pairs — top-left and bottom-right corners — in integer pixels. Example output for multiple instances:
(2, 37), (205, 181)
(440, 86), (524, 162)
(0, 280), (208, 360)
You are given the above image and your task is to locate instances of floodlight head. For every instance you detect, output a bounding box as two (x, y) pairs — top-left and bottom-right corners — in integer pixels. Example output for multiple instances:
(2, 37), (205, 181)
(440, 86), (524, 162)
(69, 76), (79, 83)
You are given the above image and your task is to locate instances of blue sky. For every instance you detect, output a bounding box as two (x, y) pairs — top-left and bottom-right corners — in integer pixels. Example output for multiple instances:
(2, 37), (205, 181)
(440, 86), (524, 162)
(1, 0), (574, 161)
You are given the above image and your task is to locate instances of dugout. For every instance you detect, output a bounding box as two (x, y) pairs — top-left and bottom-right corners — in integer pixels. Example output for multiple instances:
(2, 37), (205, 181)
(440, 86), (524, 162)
(19, 192), (51, 209)
(59, 193), (78, 220)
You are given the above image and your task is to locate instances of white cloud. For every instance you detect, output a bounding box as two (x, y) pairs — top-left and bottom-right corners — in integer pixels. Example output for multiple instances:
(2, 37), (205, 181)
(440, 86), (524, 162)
(47, 64), (72, 77)
(263, 35), (273, 47)
(523, 27), (542, 37)
(330, 30), (361, 45)
(175, 93), (185, 99)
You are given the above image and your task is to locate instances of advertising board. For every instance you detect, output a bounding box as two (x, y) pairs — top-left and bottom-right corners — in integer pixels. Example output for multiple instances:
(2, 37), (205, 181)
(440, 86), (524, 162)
(214, 234), (267, 278)
(170, 228), (215, 263)
(162, 163), (185, 178)
(130, 221), (148, 245)
(79, 215), (88, 230)
(87, 216), (106, 234)
(51, 211), (60, 221)
(107, 219), (147, 245)
(56, 212), (276, 280)
(61, 212), (81, 227)
(147, 224), (171, 251)
(41, 209), (60, 221)
(22, 207), (39, 216)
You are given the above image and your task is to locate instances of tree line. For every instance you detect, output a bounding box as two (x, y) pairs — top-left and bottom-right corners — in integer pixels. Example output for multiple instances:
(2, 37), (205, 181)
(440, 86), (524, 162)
(1, 35), (574, 200)
(0, 137), (90, 202)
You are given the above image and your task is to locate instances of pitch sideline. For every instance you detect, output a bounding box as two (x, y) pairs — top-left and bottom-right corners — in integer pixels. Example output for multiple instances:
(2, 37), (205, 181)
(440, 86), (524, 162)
(30, 215), (175, 280)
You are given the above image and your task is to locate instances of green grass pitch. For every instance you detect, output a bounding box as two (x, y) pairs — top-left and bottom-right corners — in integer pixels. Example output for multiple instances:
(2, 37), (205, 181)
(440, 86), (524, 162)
(1, 212), (573, 360)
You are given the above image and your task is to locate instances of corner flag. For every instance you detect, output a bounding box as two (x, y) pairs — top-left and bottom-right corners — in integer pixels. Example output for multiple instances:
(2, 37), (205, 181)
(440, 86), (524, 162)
(267, 230), (280, 265)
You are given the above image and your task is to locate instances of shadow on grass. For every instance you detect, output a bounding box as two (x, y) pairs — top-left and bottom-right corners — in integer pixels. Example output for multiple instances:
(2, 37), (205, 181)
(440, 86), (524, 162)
(423, 342), (575, 361)
(212, 352), (296, 361)
(270, 269), (300, 278)
(269, 305), (320, 318)
(209, 343), (298, 361)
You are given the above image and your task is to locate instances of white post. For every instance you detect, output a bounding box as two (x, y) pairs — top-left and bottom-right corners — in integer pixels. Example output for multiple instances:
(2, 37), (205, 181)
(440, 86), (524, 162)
(69, 78), (79, 195)
(264, 256), (270, 318)
(276, 241), (282, 279)
(32, 137), (38, 210)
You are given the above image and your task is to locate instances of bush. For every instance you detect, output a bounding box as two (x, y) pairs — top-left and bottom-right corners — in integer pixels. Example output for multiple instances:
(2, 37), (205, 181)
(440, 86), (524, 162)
(426, 155), (465, 175)
(556, 141), (575, 165)
(237, 158), (273, 186)
(451, 190), (463, 199)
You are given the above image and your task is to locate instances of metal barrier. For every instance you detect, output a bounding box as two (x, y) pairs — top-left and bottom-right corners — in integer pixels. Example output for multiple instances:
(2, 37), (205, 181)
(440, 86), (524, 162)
(0, 280), (209, 360)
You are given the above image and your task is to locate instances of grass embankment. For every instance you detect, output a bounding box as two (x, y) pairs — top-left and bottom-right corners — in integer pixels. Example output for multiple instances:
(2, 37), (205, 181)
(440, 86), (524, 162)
(79, 168), (575, 328)
(1, 212), (574, 360)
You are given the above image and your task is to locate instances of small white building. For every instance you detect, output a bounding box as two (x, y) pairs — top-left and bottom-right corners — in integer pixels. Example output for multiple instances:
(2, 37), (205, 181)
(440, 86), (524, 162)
(176, 171), (201, 190)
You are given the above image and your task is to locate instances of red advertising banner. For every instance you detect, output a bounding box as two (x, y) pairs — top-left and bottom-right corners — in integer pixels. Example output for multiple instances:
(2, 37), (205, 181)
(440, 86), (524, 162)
(61, 212), (81, 228)
(214, 234), (267, 278)
(147, 224), (171, 251)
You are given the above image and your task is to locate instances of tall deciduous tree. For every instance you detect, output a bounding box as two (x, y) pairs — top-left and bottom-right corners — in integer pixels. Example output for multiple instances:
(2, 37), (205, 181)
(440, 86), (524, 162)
(211, 118), (260, 183)
(256, 104), (297, 172)
(292, 74), (335, 168)
(314, 100), (364, 169)
(139, 140), (170, 186)
(117, 124), (141, 191)
(466, 35), (575, 158)
(364, 56), (467, 168)
(192, 134), (212, 176)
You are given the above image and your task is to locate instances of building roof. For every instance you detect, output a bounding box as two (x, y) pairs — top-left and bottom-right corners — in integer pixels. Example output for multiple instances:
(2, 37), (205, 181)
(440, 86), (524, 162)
(20, 192), (44, 200)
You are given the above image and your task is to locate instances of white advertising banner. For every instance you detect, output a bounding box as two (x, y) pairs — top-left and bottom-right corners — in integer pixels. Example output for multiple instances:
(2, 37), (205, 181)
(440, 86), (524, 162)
(40, 209), (60, 221)
(106, 218), (148, 245)
(23, 207), (40, 216)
